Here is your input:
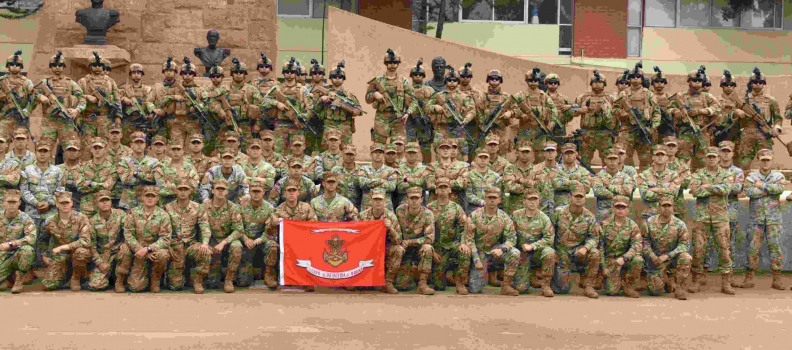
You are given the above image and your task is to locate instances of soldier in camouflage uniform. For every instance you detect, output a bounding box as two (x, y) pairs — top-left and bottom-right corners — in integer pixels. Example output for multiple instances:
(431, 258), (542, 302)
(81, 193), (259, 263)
(457, 63), (481, 143)
(550, 181), (601, 298)
(161, 57), (205, 147)
(502, 140), (537, 215)
(155, 138), (198, 206)
(310, 170), (359, 222)
(427, 66), (476, 161)
(34, 51), (85, 162)
(358, 188), (403, 294)
(741, 149), (788, 290)
(261, 58), (311, 154)
(106, 123), (131, 208)
(20, 140), (64, 269)
(332, 144), (362, 210)
(636, 145), (681, 235)
(145, 57), (182, 140)
(315, 129), (343, 177)
(643, 194), (692, 300)
(238, 139), (277, 196)
(253, 53), (277, 115)
(649, 66), (679, 139)
(688, 147), (735, 295)
(59, 139), (82, 212)
(274, 177), (319, 291)
(554, 143), (593, 209)
(472, 69), (516, 156)
(219, 58), (261, 150)
(283, 134), (322, 182)
(712, 70), (744, 152)
(162, 177), (210, 292)
(118, 63), (151, 146)
(532, 141), (561, 217)
(76, 137), (116, 217)
(148, 136), (169, 164)
(509, 67), (558, 162)
(186, 133), (218, 181)
(613, 142), (638, 178)
(599, 195), (643, 298)
(121, 185), (172, 293)
(41, 192), (92, 291)
(313, 61), (362, 145)
(6, 128), (36, 169)
(544, 73), (575, 141)
(395, 142), (428, 207)
(512, 188), (556, 297)
(467, 187), (519, 296)
(662, 136), (690, 220)
(238, 180), (279, 289)
(199, 65), (228, 155)
(612, 62), (660, 168)
(357, 143), (399, 211)
(592, 148), (636, 222)
(610, 70), (630, 101)
(736, 68), (782, 172)
(404, 60), (435, 163)
(303, 59), (327, 155)
(393, 187), (436, 295)
(0, 134), (21, 202)
(575, 70), (616, 165)
(426, 136), (468, 208)
(199, 150), (249, 204)
(669, 66), (721, 171)
(117, 132), (159, 210)
(426, 177), (471, 294)
(270, 159), (318, 207)
(1, 50), (36, 137)
(86, 190), (129, 292)
(0, 190), (37, 294)
(78, 52), (118, 159)
(465, 150), (501, 215)
(365, 49), (418, 144)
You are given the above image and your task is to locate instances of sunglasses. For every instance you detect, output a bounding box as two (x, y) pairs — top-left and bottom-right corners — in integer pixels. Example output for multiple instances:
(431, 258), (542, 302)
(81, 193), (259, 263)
(311, 72), (324, 76)
(525, 79), (539, 83)
(50, 64), (66, 68)
(753, 81), (766, 85)
(660, 204), (674, 208)
(258, 64), (272, 69)
(180, 72), (197, 76)
(446, 79), (459, 83)
(690, 79), (703, 83)
(209, 75), (224, 79)
(411, 74), (426, 78)
(617, 82), (628, 85)
(546, 82), (559, 85)
(329, 75), (344, 79)
(282, 70), (298, 74)
(191, 140), (202, 144)
(614, 205), (628, 210)
(460, 75), (472, 79)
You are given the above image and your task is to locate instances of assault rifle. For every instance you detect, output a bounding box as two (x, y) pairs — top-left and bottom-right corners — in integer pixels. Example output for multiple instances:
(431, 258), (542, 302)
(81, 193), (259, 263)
(0, 77), (39, 141)
(266, 85), (316, 135)
(559, 129), (597, 175)
(93, 87), (121, 121)
(42, 79), (82, 134)
(432, 91), (472, 143)
(469, 100), (506, 155)
(175, 81), (218, 133)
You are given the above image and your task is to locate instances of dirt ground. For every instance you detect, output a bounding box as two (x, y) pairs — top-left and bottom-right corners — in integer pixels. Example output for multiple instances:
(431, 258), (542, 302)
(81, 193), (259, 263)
(2, 274), (791, 350)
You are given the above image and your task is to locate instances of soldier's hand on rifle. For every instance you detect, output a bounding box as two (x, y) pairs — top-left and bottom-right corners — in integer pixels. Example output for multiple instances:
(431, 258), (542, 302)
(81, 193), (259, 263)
(98, 262), (110, 274)
(575, 246), (588, 258)
(433, 105), (443, 113)
(658, 254), (669, 264)
(243, 237), (256, 250)
(67, 108), (78, 119)
(320, 95), (331, 103)
(173, 94), (184, 102)
(460, 244), (471, 255)
(373, 91), (384, 102)
(522, 243), (533, 252)
(577, 106), (589, 115)
(38, 94), (50, 105)
(490, 248), (503, 258)
(502, 110), (513, 119)
(616, 257), (625, 266)
(85, 95), (98, 104)
(399, 113), (409, 124)
(121, 97), (132, 106)
(697, 108), (710, 116)
(276, 102), (287, 111)
(153, 108), (165, 117)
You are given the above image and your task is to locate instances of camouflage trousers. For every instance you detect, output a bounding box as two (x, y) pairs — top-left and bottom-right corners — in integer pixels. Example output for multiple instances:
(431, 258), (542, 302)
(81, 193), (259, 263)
(42, 248), (91, 290)
(0, 117), (21, 140)
(407, 117), (433, 161)
(325, 121), (353, 144)
(580, 130), (615, 165)
(0, 246), (35, 284)
(41, 115), (80, 160)
(468, 247), (519, 294)
(273, 120), (301, 155)
(430, 244), (471, 291)
(87, 244), (132, 291)
(503, 194), (524, 216)
(551, 245), (601, 294)
(32, 216), (53, 268)
(119, 249), (169, 293)
(385, 243), (405, 283)
(513, 247), (557, 294)
(642, 251), (692, 296)
(704, 221), (739, 270)
(80, 115), (111, 161)
(735, 128), (773, 172)
(166, 116), (201, 148)
(618, 130), (653, 168)
(201, 117), (223, 156)
(195, 239), (243, 290)
(677, 127), (711, 171)
(238, 238), (279, 287)
(165, 241), (212, 291)
(371, 113), (406, 144)
(595, 199), (614, 223)
(602, 255), (644, 296)
(673, 192), (687, 220)
(394, 244), (433, 291)
(692, 221), (732, 274)
(747, 223), (784, 272)
(305, 129), (323, 156)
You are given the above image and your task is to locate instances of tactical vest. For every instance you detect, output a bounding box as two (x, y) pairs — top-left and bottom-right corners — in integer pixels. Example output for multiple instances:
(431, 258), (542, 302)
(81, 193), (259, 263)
(628, 89), (648, 109)
(748, 92), (774, 123)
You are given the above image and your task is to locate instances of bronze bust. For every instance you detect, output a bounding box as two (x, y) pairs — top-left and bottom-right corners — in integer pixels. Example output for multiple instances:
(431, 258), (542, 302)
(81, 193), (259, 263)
(194, 29), (231, 77)
(75, 0), (120, 45)
(426, 56), (447, 92)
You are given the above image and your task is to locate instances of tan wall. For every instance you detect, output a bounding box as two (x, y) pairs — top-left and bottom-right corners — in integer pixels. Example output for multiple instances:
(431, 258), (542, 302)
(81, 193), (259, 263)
(643, 27), (792, 64)
(326, 7), (792, 165)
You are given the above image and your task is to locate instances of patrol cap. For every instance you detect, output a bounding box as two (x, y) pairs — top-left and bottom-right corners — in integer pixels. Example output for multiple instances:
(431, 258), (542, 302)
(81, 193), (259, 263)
(370, 143), (385, 152)
(96, 190), (112, 201)
(131, 131), (147, 143)
(213, 179), (230, 190)
(658, 194), (674, 205)
(291, 134), (306, 146)
(190, 133), (204, 142)
(391, 136), (406, 146)
(407, 186), (422, 198)
(484, 186), (501, 197)
(322, 170), (338, 181)
(90, 137), (106, 148)
(405, 142), (420, 153)
(225, 131), (240, 141)
(517, 141), (532, 152)
(663, 135), (679, 146)
(140, 185), (159, 195)
(652, 145), (667, 155)
(13, 128), (28, 140)
(561, 143), (577, 153)
(284, 178), (301, 191)
(343, 144), (357, 155)
(64, 139), (80, 150)
(248, 179), (265, 190)
(169, 138), (184, 149)
(384, 143), (397, 154)
(476, 149), (490, 158)
(260, 130), (275, 140)
(525, 187), (540, 200)
(324, 128), (341, 141)
(569, 181), (589, 196)
(485, 133), (499, 145)
(435, 177), (451, 188)
(221, 150), (236, 159)
(603, 148), (619, 159)
(4, 189), (21, 201)
(247, 139), (263, 149)
(544, 141), (557, 151)
(109, 122), (122, 132)
(758, 148), (773, 160)
(55, 191), (72, 203)
(705, 146), (719, 157)
(613, 195), (630, 207)
(152, 135), (166, 145)
(719, 141), (735, 151)
(289, 158), (303, 168)
(36, 139), (53, 151)
(175, 176), (194, 190)
(371, 187), (386, 199)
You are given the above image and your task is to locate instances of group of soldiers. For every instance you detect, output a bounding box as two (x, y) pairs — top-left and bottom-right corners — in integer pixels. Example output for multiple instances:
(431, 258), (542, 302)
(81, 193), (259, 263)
(0, 47), (789, 299)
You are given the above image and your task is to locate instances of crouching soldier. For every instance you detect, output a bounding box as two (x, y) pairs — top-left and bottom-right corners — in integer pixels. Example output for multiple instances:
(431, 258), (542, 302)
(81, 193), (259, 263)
(87, 190), (131, 292)
(468, 187), (520, 296)
(163, 176), (212, 292)
(122, 185), (172, 293)
(395, 186), (437, 295)
(360, 188), (404, 294)
(643, 194), (692, 300)
(42, 191), (93, 291)
(238, 180), (278, 289)
(512, 188), (557, 297)
(427, 177), (472, 295)
(198, 179), (245, 293)
(0, 190), (37, 293)
(599, 195), (643, 298)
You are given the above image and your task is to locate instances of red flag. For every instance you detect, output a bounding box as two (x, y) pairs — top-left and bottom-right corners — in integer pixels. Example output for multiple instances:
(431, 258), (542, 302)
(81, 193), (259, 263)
(279, 219), (386, 287)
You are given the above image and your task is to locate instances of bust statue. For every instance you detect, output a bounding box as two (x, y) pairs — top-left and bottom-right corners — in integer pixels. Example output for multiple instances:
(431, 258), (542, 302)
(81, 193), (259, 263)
(194, 29), (231, 77)
(75, 0), (120, 45)
(426, 56), (447, 92)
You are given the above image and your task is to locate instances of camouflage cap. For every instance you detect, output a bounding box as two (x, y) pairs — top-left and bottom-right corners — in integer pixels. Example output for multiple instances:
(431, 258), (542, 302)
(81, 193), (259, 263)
(248, 179), (265, 190)
(391, 135), (406, 145)
(13, 128), (27, 139)
(719, 141), (735, 151)
(109, 122), (122, 132)
(209, 65), (224, 76)
(485, 133), (500, 145)
(129, 63), (145, 74)
(63, 139), (81, 150)
(525, 187), (540, 199)
(257, 52), (273, 67)
(613, 195), (630, 207)
(484, 186), (501, 197)
(705, 146), (719, 156)
(371, 187), (386, 199)
(260, 129), (275, 140)
(49, 51), (65, 66)
(4, 189), (21, 200)
(435, 177), (451, 188)
(291, 134), (306, 145)
(407, 186), (423, 198)
(662, 135), (679, 145)
(220, 150), (236, 159)
(384, 143), (397, 154)
(5, 50), (23, 67)
(435, 136), (453, 148)
(475, 149), (490, 158)
(405, 142), (420, 153)
(169, 138), (184, 149)
(131, 131), (147, 143)
(561, 143), (577, 153)
(343, 144), (357, 154)
(180, 56), (197, 73)
(568, 181), (589, 196)
(151, 135), (167, 145)
(544, 141), (557, 151)
(658, 194), (675, 205)
(36, 139), (53, 151)
(89, 137), (106, 147)
(370, 143), (385, 152)
(175, 176), (194, 190)
(161, 56), (178, 71)
(247, 139), (263, 149)
(324, 128), (341, 140)
(225, 130), (240, 141)
(544, 73), (560, 83)
(284, 177), (301, 190)
(96, 190), (112, 200)
(189, 133), (204, 142)
(652, 144), (667, 155)
(602, 148), (619, 159)
(758, 148), (773, 160)
(459, 62), (473, 76)
(140, 185), (159, 195)
(288, 158), (303, 168)
(517, 140), (532, 151)
(55, 191), (73, 203)
(383, 48), (402, 64)
(213, 179), (230, 190)
(322, 170), (338, 181)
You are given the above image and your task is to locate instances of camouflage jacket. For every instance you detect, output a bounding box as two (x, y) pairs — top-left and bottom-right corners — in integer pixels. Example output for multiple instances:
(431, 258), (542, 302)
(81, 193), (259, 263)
(689, 167), (733, 223)
(199, 164), (249, 203)
(20, 164), (64, 221)
(164, 201), (210, 246)
(5, 150), (35, 169)
(669, 90), (721, 129)
(117, 82), (150, 117)
(744, 170), (786, 225)
(745, 91), (781, 133)
(360, 208), (402, 245)
(643, 215), (690, 259)
(599, 215), (642, 260)
(0, 210), (36, 248)
(332, 164), (362, 209)
(224, 81), (264, 125)
(202, 199), (244, 245)
(89, 209), (126, 266)
(592, 169), (635, 218)
(283, 154), (322, 182)
(365, 74), (419, 116)
(316, 152), (343, 179)
(44, 211), (92, 250)
(637, 167), (680, 218)
(554, 163), (592, 208)
(488, 156), (510, 175)
(275, 202), (318, 222)
(107, 144), (132, 198)
(512, 209), (554, 252)
(508, 88), (558, 131)
(261, 81), (310, 123)
(395, 204), (435, 247)
(155, 158), (199, 198)
(261, 151), (286, 178)
(0, 156), (21, 197)
(58, 162), (82, 207)
(310, 194), (359, 222)
(396, 163), (428, 199)
(503, 162), (537, 197)
(270, 175), (318, 207)
(468, 208), (516, 263)
(35, 76), (87, 116)
(77, 158), (116, 216)
(123, 206), (172, 252)
(465, 168), (501, 208)
(357, 164), (399, 210)
(531, 162), (561, 212)
(315, 86), (361, 124)
(117, 155), (159, 209)
(427, 200), (469, 250)
(78, 73), (118, 118)
(612, 87), (660, 130)
(551, 205), (601, 251)
(0, 74), (36, 116)
(239, 200), (278, 244)
(575, 91), (615, 130)
(426, 89), (475, 126)
(426, 160), (468, 191)
(185, 154), (218, 180)
(238, 158), (277, 194)
(721, 164), (744, 222)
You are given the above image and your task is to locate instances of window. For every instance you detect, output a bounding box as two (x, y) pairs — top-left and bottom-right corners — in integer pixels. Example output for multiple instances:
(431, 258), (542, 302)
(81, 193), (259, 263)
(627, 28), (642, 57)
(646, 0), (677, 26)
(739, 0), (777, 28)
(680, 0), (710, 27)
(312, 0), (358, 18)
(711, 0), (737, 27)
(278, 0), (311, 17)
(627, 0), (642, 57)
(461, 0), (495, 21)
(461, 0), (526, 22)
(558, 0), (572, 54)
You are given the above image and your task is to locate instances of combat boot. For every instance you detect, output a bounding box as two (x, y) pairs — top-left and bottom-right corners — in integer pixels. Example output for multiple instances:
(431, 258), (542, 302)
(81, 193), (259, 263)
(635, 273), (647, 292)
(687, 273), (700, 293)
(623, 276), (640, 298)
(70, 265), (86, 292)
(540, 275), (554, 297)
(150, 274), (162, 293)
(455, 268), (469, 295)
(499, 275), (518, 296)
(383, 268), (399, 294)
(721, 273), (736, 295)
(740, 270), (755, 289)
(22, 270), (36, 285)
(446, 272), (456, 286)
(530, 273), (541, 289)
(583, 278), (599, 299)
(224, 269), (236, 293)
(771, 271), (785, 290)
(674, 274), (688, 300)
(304, 286), (315, 292)
(11, 271), (24, 294)
(417, 271), (435, 295)
(193, 274), (205, 294)
(488, 272), (501, 287)
(115, 274), (127, 293)
(578, 275), (586, 289)
(730, 273), (742, 288)
(264, 268), (278, 289)
(700, 267), (709, 286)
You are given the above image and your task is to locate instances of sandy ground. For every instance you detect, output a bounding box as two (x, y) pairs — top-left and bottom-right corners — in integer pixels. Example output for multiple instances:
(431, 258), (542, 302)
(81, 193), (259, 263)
(2, 274), (792, 350)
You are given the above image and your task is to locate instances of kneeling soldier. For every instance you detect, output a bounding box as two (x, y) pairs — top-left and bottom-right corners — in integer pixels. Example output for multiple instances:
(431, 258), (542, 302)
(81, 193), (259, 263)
(200, 179), (245, 293)
(427, 177), (472, 295)
(87, 190), (130, 292)
(239, 180), (278, 289)
(395, 186), (437, 295)
(360, 188), (404, 294)
(513, 188), (557, 297)
(122, 185), (172, 293)
(0, 190), (37, 294)
(163, 176), (212, 292)
(42, 191), (93, 291)
(643, 194), (692, 300)
(468, 187), (520, 296)
(599, 195), (643, 298)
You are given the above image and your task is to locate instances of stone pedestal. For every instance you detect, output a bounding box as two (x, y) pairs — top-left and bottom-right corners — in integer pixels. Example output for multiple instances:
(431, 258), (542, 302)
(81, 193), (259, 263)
(57, 45), (130, 83)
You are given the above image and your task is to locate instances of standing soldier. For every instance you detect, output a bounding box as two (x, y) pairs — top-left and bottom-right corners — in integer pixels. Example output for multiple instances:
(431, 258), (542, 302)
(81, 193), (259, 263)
(0, 190), (37, 294)
(575, 70), (615, 165)
(712, 70), (744, 149)
(741, 149), (788, 290)
(201, 65), (228, 155)
(688, 147), (735, 295)
(554, 143), (593, 209)
(167, 57), (204, 146)
(662, 136), (690, 220)
(544, 73), (575, 141)
(316, 129), (344, 177)
(612, 62), (659, 168)
(76, 137), (116, 217)
(610, 70), (630, 101)
(512, 188), (557, 297)
(502, 140), (537, 215)
(406, 59), (436, 162)
(6, 128), (35, 168)
(643, 194), (692, 300)
(636, 145), (680, 234)
(735, 67), (781, 172)
(41, 192), (92, 291)
(705, 141), (743, 288)
(155, 138), (199, 206)
(670, 66), (721, 171)
(357, 143), (399, 211)
(531, 141), (560, 217)
(253, 53), (277, 120)
(427, 66), (475, 161)
(87, 190), (129, 292)
(220, 58), (261, 149)
(1, 50), (36, 134)
(35, 51), (85, 163)
(457, 63), (481, 144)
(20, 139), (64, 269)
(395, 142), (428, 207)
(118, 63), (150, 146)
(314, 61), (362, 145)
(199, 150), (249, 204)
(649, 66), (678, 139)
(426, 178), (471, 294)
(613, 142), (638, 177)
(475, 69), (516, 156)
(310, 171), (359, 222)
(550, 181), (601, 298)
(145, 57), (180, 138)
(360, 188), (404, 294)
(59, 139), (83, 212)
(116, 132), (159, 210)
(483, 134), (509, 174)
(238, 180), (278, 289)
(303, 59), (327, 155)
(262, 58), (311, 154)
(394, 187), (436, 295)
(106, 122), (132, 166)
(467, 187), (520, 296)
(162, 176), (210, 292)
(274, 177), (319, 291)
(599, 195), (643, 298)
(283, 134), (322, 183)
(332, 144), (362, 210)
(78, 52), (118, 156)
(465, 150), (501, 215)
(509, 67), (558, 162)
(122, 185), (172, 293)
(592, 148), (636, 222)
(365, 49), (418, 144)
